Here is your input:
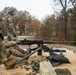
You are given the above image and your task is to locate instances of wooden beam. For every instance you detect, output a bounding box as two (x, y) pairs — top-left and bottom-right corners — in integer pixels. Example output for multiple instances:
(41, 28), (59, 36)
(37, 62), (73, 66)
(40, 61), (57, 75)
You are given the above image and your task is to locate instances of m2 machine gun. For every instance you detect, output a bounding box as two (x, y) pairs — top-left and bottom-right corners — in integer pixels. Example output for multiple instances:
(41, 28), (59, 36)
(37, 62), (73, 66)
(12, 39), (75, 67)
(16, 39), (76, 55)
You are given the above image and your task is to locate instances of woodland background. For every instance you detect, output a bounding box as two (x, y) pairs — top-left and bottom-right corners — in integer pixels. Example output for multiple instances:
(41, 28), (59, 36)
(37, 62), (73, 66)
(0, 0), (76, 41)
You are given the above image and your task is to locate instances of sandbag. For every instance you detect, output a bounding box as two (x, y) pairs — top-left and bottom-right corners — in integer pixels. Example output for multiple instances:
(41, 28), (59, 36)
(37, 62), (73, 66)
(46, 53), (70, 66)
(55, 68), (71, 75)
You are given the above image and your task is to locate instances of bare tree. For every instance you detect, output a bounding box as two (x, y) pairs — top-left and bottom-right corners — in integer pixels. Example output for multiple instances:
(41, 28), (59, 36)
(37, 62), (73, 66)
(53, 0), (68, 38)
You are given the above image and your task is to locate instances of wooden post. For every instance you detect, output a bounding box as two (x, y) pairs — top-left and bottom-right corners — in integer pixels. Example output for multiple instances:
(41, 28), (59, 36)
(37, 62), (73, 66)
(40, 61), (57, 75)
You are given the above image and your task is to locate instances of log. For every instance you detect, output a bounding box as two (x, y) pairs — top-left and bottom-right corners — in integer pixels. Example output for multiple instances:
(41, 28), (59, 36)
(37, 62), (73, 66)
(40, 61), (57, 75)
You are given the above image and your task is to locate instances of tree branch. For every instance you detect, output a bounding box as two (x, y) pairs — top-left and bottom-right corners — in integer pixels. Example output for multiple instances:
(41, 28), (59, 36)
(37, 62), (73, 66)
(59, 0), (65, 8)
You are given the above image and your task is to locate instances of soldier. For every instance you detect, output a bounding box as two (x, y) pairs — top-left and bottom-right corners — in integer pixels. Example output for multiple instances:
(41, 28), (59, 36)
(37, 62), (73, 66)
(6, 10), (17, 41)
(4, 41), (29, 70)
(0, 38), (29, 69)
(0, 27), (7, 64)
(0, 30), (29, 69)
(0, 18), (7, 63)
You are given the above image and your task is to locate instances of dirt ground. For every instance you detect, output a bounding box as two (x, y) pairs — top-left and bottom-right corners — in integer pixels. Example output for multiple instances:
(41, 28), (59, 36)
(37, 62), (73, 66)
(0, 44), (76, 75)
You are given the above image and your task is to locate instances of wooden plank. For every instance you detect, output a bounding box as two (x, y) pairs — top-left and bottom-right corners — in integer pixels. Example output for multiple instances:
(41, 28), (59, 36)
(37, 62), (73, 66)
(40, 61), (57, 75)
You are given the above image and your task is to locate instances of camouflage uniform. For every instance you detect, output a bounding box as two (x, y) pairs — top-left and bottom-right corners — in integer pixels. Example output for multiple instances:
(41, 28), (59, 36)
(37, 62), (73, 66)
(0, 30), (7, 63)
(7, 12), (17, 41)
(0, 39), (7, 63)
(0, 37), (29, 69)
(0, 19), (28, 69)
(5, 43), (29, 58)
(0, 35), (28, 65)
(4, 42), (29, 69)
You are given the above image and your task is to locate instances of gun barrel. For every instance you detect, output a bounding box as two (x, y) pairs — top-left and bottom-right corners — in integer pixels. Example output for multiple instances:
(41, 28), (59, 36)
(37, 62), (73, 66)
(44, 41), (76, 44)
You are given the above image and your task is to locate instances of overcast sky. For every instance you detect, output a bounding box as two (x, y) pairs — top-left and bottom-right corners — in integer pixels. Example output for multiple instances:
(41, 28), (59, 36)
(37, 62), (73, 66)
(0, 0), (55, 20)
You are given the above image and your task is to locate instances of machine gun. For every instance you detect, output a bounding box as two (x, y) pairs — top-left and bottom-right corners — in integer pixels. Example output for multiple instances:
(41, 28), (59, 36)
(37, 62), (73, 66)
(6, 39), (76, 51)
(16, 39), (75, 53)
(8, 39), (76, 68)
(16, 39), (62, 45)
(17, 39), (76, 45)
